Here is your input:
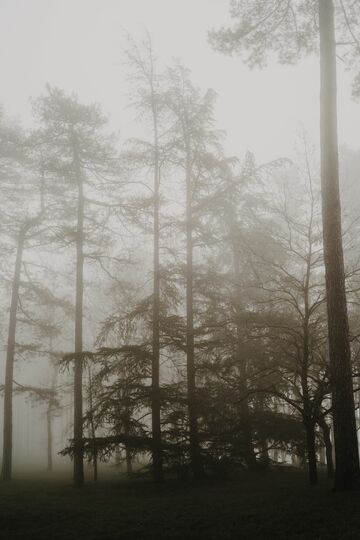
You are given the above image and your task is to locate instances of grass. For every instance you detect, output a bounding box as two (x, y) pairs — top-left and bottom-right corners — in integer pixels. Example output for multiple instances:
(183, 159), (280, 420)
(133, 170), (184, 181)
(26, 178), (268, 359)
(0, 467), (360, 539)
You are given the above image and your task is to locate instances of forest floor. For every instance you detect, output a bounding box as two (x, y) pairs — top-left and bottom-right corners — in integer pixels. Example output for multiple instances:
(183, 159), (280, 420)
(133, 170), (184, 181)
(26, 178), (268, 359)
(0, 467), (359, 539)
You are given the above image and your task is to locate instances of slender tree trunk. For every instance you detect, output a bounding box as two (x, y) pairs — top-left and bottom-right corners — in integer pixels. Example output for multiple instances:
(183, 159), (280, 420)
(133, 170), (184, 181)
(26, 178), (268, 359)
(318, 416), (335, 478)
(125, 446), (133, 476)
(46, 359), (57, 473)
(115, 445), (121, 467)
(46, 405), (53, 472)
(123, 406), (133, 477)
(319, 0), (360, 491)
(305, 421), (318, 485)
(73, 133), (84, 487)
(92, 447), (98, 482)
(185, 140), (204, 479)
(151, 102), (163, 482)
(301, 306), (316, 485)
(259, 434), (270, 468)
(238, 342), (257, 470)
(241, 412), (257, 470)
(1, 229), (25, 481)
(87, 366), (97, 482)
(92, 425), (97, 483)
(255, 395), (269, 468)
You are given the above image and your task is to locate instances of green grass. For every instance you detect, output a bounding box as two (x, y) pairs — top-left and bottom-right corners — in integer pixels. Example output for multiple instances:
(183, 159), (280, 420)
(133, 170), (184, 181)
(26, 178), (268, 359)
(0, 468), (359, 539)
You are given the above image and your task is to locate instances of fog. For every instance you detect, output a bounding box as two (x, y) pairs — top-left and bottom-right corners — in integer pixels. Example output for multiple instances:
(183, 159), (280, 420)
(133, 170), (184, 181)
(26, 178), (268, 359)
(1, 1), (360, 539)
(0, 0), (359, 162)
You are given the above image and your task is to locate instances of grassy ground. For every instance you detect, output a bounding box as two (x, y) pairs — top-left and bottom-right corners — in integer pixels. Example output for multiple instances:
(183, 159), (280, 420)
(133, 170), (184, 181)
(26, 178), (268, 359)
(0, 468), (359, 539)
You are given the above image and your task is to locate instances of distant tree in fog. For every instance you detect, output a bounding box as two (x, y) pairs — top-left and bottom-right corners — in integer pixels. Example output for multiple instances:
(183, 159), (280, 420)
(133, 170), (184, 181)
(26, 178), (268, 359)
(124, 34), (168, 482)
(33, 87), (118, 487)
(0, 116), (47, 481)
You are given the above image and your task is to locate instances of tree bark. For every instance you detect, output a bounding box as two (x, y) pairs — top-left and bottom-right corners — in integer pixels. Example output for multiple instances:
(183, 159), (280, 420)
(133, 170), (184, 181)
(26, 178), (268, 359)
(73, 132), (84, 487)
(185, 139), (204, 480)
(1, 229), (25, 481)
(319, 0), (360, 491)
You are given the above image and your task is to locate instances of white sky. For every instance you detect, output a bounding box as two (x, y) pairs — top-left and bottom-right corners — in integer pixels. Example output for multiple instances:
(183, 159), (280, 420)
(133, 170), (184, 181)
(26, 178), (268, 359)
(0, 0), (359, 163)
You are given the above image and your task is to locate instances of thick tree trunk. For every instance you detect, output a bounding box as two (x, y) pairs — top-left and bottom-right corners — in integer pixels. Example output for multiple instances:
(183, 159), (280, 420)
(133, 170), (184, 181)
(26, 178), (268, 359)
(305, 421), (318, 485)
(318, 416), (335, 478)
(1, 230), (25, 481)
(151, 104), (163, 482)
(185, 142), (204, 480)
(73, 134), (84, 487)
(319, 0), (360, 491)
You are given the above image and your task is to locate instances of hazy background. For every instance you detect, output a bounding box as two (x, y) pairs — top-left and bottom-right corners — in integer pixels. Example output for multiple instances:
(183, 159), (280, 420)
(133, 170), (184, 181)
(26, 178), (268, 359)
(0, 0), (359, 164)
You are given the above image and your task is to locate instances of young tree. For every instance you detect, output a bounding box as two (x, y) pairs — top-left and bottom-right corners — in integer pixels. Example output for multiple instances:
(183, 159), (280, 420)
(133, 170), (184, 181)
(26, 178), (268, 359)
(209, 0), (360, 491)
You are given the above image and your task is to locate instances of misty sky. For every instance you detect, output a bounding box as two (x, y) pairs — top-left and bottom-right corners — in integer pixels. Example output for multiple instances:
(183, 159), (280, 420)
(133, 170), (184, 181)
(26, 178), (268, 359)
(0, 0), (359, 163)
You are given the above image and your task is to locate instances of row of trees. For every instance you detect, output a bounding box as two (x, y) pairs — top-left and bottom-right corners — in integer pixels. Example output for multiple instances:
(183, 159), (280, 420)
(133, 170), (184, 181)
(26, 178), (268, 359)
(1, 0), (360, 492)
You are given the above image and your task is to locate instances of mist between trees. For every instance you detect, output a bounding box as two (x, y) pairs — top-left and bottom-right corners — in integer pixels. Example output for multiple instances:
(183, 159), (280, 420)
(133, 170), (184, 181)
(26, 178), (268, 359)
(1, 0), (360, 498)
